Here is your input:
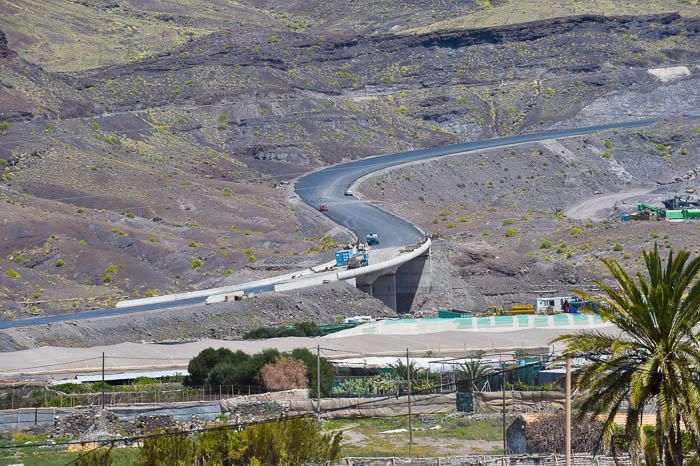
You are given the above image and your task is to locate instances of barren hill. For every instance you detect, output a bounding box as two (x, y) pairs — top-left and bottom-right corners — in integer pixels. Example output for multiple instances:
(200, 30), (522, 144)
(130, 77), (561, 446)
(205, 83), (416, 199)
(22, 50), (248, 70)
(0, 1), (698, 328)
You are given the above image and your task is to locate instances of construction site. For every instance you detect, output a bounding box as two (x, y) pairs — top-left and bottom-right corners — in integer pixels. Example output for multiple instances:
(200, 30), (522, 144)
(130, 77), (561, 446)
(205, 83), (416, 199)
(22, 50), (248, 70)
(625, 190), (700, 221)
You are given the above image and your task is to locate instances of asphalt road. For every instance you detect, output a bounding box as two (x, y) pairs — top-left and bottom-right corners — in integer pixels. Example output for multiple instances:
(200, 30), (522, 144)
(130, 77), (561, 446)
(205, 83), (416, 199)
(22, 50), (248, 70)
(296, 119), (656, 247)
(0, 119), (656, 330)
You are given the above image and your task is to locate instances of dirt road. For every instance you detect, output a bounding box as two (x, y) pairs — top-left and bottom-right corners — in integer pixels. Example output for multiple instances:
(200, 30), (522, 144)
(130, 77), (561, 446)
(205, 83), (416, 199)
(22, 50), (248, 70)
(565, 187), (655, 220)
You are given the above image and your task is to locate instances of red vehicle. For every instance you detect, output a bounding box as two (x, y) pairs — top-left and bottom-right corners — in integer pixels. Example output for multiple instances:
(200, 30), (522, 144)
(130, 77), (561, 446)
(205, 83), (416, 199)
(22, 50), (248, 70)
(319, 204), (329, 212)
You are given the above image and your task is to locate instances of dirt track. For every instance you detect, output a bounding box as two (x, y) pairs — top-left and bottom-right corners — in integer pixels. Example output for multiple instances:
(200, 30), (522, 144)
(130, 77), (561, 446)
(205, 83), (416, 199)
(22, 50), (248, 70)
(564, 187), (655, 220)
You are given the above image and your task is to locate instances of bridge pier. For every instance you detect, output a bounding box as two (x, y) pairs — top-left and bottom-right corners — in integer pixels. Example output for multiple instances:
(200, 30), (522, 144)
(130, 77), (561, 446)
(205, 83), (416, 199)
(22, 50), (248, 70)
(353, 250), (431, 313)
(396, 251), (431, 312)
(372, 274), (397, 310)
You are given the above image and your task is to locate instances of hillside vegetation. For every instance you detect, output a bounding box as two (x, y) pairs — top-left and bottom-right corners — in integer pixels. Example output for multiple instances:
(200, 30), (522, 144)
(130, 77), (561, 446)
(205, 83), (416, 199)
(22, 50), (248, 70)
(0, 1), (698, 320)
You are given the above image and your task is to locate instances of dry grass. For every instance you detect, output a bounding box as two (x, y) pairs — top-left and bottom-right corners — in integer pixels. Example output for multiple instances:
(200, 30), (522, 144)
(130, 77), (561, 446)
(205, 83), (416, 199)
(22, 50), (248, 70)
(406, 0), (700, 34)
(0, 0), (206, 71)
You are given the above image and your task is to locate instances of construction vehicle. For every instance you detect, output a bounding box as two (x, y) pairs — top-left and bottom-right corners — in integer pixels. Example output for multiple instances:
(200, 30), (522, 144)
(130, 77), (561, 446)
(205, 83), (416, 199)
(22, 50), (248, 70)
(486, 304), (535, 316)
(662, 195), (699, 210)
(637, 203), (665, 218)
(347, 250), (368, 269)
(365, 232), (380, 246)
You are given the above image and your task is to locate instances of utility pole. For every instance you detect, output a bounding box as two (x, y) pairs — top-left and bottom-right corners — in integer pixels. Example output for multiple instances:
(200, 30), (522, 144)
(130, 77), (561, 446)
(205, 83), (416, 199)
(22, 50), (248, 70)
(502, 360), (507, 454)
(406, 348), (413, 457)
(316, 345), (321, 423)
(101, 352), (105, 410)
(565, 353), (572, 466)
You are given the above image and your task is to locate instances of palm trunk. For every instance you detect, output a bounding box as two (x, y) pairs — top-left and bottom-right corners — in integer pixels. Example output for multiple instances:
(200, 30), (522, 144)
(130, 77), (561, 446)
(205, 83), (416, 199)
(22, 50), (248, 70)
(656, 410), (666, 466)
(663, 415), (684, 466)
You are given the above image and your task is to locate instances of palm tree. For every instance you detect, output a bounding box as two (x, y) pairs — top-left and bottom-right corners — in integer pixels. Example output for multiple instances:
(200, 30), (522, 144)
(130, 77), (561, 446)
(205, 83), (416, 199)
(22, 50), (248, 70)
(553, 246), (700, 465)
(458, 360), (492, 392)
(390, 358), (419, 381)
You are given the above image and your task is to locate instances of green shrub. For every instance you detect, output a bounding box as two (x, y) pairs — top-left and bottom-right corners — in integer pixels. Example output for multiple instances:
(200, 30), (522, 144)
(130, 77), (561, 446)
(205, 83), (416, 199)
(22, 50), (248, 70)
(122, 211), (135, 219)
(613, 243), (624, 252)
(104, 264), (120, 274)
(602, 151), (612, 159)
(623, 252), (632, 260)
(91, 121), (101, 131)
(446, 221), (455, 228)
(502, 219), (515, 226)
(148, 236), (160, 243)
(13, 255), (25, 264)
(191, 258), (204, 269)
(230, 226), (239, 232)
(55, 259), (65, 267)
(656, 144), (668, 152)
(603, 139), (613, 149)
(539, 239), (553, 249)
(111, 227), (127, 236)
(247, 255), (257, 263)
(188, 241), (199, 248)
(94, 133), (120, 145)
(144, 288), (155, 297)
(570, 227), (584, 236)
(185, 348), (248, 386)
(432, 218), (439, 225)
(244, 229), (253, 236)
(244, 322), (322, 340)
(133, 376), (158, 385)
(207, 348), (280, 387)
(102, 273), (113, 283)
(505, 227), (517, 237)
(224, 267), (234, 276)
(680, 148), (689, 155)
(457, 216), (469, 223)
(4, 269), (20, 280)
(482, 230), (490, 236)
(0, 121), (11, 133)
(650, 231), (661, 239)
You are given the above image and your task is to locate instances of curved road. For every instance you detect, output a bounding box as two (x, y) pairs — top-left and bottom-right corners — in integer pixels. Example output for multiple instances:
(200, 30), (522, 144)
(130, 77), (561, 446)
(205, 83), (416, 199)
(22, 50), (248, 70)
(0, 119), (656, 330)
(296, 119), (655, 247)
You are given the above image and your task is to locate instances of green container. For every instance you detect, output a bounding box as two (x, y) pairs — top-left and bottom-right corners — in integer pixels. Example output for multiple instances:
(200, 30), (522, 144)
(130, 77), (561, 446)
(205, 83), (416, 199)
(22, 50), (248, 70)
(456, 391), (474, 413)
(666, 210), (685, 220)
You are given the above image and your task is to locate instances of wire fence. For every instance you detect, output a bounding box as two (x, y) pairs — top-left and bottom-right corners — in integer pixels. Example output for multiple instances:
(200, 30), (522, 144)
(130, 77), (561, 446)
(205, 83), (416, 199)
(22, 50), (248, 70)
(335, 455), (631, 466)
(0, 384), (266, 410)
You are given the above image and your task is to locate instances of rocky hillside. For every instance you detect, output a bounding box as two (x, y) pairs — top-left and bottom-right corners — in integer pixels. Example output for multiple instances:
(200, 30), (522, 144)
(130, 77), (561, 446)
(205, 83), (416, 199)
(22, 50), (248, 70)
(359, 120), (700, 311)
(0, 3), (699, 319)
